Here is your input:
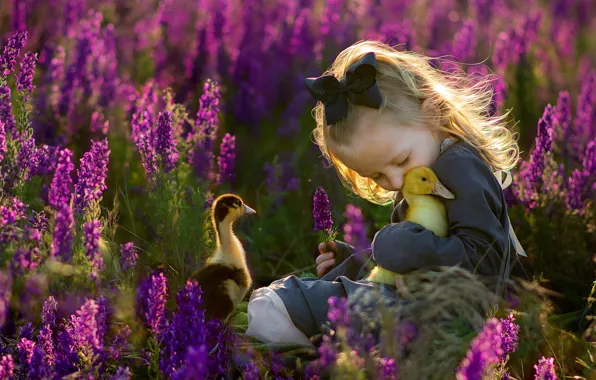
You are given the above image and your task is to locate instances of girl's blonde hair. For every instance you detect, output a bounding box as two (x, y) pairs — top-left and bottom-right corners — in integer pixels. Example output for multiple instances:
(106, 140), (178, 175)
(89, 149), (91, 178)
(310, 40), (520, 206)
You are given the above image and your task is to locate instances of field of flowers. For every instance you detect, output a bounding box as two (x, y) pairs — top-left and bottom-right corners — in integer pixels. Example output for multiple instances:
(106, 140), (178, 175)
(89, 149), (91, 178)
(0, 0), (595, 378)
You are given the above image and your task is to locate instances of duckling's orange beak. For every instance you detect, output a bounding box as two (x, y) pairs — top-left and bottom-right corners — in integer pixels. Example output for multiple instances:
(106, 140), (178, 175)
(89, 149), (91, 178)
(243, 204), (256, 215)
(431, 182), (455, 199)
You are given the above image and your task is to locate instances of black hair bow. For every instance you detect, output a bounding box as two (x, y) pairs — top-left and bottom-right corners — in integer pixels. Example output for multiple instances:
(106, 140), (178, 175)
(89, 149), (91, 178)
(304, 52), (383, 125)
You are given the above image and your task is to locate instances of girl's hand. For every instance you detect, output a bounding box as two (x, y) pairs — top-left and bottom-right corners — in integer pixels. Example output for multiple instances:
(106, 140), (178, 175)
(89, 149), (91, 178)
(316, 240), (337, 277)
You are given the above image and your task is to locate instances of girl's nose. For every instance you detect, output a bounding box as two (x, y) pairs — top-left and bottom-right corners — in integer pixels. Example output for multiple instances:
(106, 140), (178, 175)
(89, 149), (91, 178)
(387, 172), (403, 192)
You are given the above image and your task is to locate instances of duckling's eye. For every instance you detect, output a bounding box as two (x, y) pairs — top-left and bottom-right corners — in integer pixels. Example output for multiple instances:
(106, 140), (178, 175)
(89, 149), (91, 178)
(421, 177), (427, 182)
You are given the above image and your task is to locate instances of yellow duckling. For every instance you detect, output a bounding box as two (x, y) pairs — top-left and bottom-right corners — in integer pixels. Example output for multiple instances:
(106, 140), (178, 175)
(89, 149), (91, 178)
(193, 194), (256, 322)
(366, 166), (455, 285)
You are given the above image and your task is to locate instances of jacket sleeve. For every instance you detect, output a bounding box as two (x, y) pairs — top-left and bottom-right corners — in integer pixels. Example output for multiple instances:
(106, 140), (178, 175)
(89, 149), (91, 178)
(371, 147), (509, 277)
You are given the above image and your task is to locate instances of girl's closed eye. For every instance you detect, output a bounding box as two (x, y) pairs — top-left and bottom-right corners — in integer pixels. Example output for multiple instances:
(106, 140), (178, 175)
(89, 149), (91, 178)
(394, 153), (411, 167)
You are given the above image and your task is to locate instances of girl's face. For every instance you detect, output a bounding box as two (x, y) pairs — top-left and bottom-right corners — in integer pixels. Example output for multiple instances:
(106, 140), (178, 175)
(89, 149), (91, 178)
(330, 106), (445, 192)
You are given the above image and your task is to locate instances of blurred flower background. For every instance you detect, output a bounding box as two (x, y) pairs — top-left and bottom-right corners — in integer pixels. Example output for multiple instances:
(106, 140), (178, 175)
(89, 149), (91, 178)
(0, 0), (594, 378)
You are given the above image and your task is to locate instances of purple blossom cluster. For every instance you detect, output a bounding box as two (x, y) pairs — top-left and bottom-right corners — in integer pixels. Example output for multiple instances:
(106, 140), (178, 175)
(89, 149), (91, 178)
(74, 138), (110, 215)
(0, 31), (27, 77)
(158, 280), (234, 378)
(137, 271), (168, 335)
(131, 111), (158, 181)
(16, 51), (37, 99)
(534, 356), (557, 379)
(188, 79), (221, 182)
(500, 313), (520, 356)
(518, 105), (555, 209)
(120, 242), (138, 272)
(217, 133), (236, 185)
(83, 220), (104, 279)
(313, 186), (333, 233)
(455, 318), (503, 379)
(343, 204), (369, 252)
(0, 85), (16, 135)
(49, 148), (75, 209)
(155, 111), (179, 172)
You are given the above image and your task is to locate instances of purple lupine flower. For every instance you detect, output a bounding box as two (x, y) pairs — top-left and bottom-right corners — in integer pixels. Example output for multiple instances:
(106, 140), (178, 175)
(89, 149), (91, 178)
(378, 357), (398, 379)
(17, 51), (37, 98)
(502, 372), (511, 380)
(107, 325), (131, 361)
(217, 133), (236, 185)
(171, 345), (209, 380)
(51, 203), (74, 261)
(17, 132), (41, 181)
(0, 31), (27, 77)
(566, 139), (596, 213)
(31, 145), (59, 177)
(131, 111), (158, 181)
(0, 197), (25, 245)
(0, 271), (12, 328)
(520, 105), (555, 208)
(17, 338), (36, 365)
(317, 335), (337, 368)
(74, 139), (110, 215)
(18, 322), (34, 340)
(155, 111), (179, 172)
(455, 318), (504, 379)
(38, 325), (55, 366)
(534, 356), (557, 379)
(188, 79), (221, 181)
(451, 20), (477, 63)
(11, 246), (40, 274)
(0, 354), (14, 379)
(0, 197), (25, 226)
(82, 220), (103, 279)
(63, 298), (103, 362)
(343, 204), (369, 251)
(574, 70), (595, 146)
(0, 85), (16, 134)
(500, 313), (519, 356)
(0, 122), (5, 163)
(208, 321), (233, 376)
(327, 296), (350, 327)
(90, 111), (109, 135)
(242, 360), (260, 380)
(42, 296), (58, 327)
(30, 210), (48, 234)
(137, 271), (168, 335)
(120, 242), (138, 271)
(28, 346), (52, 379)
(96, 295), (110, 343)
(49, 148), (74, 209)
(111, 366), (133, 380)
(313, 186), (333, 233)
(159, 280), (207, 377)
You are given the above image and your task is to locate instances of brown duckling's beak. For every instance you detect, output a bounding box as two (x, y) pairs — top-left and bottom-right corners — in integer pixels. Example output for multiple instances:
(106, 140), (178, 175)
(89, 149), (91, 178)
(431, 182), (455, 199)
(243, 204), (256, 215)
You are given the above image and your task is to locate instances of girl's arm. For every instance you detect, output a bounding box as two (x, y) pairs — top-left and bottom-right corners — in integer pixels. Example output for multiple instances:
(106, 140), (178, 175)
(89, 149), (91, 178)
(371, 145), (510, 278)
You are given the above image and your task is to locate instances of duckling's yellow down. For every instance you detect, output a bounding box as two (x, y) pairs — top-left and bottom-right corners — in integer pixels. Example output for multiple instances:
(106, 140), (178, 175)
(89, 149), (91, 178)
(366, 166), (455, 285)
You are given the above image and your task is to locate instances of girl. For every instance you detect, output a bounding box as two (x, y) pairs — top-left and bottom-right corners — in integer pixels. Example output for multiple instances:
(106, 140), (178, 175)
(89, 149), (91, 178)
(245, 40), (527, 346)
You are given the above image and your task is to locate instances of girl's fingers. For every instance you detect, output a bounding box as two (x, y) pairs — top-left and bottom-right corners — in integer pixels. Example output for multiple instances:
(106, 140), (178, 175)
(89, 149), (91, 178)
(316, 259), (335, 277)
(315, 252), (334, 266)
(318, 240), (337, 254)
